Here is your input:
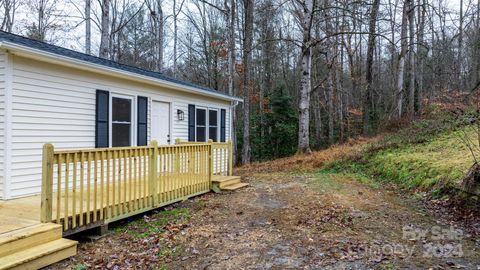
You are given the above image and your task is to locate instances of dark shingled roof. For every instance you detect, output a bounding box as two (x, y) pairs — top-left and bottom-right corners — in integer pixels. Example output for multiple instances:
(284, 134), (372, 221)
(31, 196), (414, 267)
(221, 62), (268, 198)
(0, 30), (238, 100)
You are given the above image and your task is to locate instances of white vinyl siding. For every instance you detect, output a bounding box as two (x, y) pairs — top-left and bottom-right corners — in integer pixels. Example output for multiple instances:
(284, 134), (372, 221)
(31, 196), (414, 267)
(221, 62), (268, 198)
(0, 50), (6, 199)
(7, 55), (232, 198)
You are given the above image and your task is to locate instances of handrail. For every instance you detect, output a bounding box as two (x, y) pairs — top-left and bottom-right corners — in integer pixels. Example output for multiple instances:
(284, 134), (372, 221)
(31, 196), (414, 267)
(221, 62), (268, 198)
(40, 140), (227, 234)
(175, 139), (233, 176)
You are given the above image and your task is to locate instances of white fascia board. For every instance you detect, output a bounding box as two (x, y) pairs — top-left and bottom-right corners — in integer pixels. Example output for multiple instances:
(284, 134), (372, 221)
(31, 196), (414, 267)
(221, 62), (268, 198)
(0, 41), (243, 103)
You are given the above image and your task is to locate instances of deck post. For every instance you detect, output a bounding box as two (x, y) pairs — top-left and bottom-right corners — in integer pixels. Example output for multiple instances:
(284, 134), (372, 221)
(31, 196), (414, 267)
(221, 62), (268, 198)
(41, 143), (54, 223)
(208, 139), (213, 186)
(175, 138), (181, 145)
(228, 140), (233, 176)
(149, 140), (159, 207)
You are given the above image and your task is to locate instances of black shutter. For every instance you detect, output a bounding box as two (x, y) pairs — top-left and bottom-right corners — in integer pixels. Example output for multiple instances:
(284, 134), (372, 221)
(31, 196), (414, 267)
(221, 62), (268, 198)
(220, 109), (226, 142)
(188, 104), (195, 141)
(96, 90), (109, 148)
(137, 96), (148, 146)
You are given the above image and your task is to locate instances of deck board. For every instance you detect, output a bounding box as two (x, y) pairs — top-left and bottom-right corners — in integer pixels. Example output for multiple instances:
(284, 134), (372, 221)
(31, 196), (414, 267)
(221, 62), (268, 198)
(0, 196), (41, 235)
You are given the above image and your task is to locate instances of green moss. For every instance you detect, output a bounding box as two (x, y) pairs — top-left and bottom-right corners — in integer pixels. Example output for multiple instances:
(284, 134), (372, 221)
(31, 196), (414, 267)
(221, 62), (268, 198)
(73, 264), (87, 270)
(333, 125), (477, 195)
(366, 127), (476, 189)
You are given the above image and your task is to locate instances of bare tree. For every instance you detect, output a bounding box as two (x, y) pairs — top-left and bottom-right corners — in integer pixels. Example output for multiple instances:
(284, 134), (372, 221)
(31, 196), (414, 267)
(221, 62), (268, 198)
(99, 0), (110, 58)
(172, 0), (185, 76)
(1, 0), (19, 32)
(396, 0), (409, 117)
(241, 0), (253, 164)
(297, 0), (315, 153)
(145, 0), (164, 72)
(227, 0), (237, 162)
(457, 0), (464, 89)
(416, 0), (427, 114)
(407, 0), (415, 115)
(25, 0), (61, 41)
(363, 0), (381, 134)
(85, 0), (91, 54)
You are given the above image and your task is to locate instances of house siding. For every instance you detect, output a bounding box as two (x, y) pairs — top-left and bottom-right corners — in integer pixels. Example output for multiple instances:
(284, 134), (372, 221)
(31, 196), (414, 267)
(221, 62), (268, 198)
(0, 50), (6, 199)
(9, 55), (232, 198)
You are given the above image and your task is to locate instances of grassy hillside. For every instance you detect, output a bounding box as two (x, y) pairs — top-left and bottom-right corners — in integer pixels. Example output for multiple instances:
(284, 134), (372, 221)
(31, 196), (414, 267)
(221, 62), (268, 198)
(350, 128), (476, 187)
(333, 108), (479, 195)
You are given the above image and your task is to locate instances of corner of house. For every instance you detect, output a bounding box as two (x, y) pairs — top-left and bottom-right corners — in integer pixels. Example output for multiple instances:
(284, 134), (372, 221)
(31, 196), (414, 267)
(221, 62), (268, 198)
(3, 51), (13, 200)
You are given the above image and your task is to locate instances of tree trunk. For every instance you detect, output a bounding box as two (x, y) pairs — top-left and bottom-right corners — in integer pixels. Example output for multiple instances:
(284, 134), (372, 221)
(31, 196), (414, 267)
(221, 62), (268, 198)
(457, 0), (463, 90)
(396, 0), (409, 117)
(327, 67), (335, 145)
(476, 0), (480, 86)
(241, 0), (253, 164)
(172, 0), (184, 76)
(85, 0), (91, 55)
(157, 4), (164, 72)
(1, 0), (16, 32)
(408, 0), (415, 115)
(173, 0), (178, 76)
(227, 0), (237, 164)
(297, 0), (314, 154)
(416, 0), (426, 114)
(99, 0), (110, 58)
(363, 0), (380, 135)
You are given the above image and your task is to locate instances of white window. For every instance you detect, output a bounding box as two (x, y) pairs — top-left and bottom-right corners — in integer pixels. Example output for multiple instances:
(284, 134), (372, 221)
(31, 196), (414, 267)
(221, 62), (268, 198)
(110, 95), (134, 147)
(194, 107), (219, 142)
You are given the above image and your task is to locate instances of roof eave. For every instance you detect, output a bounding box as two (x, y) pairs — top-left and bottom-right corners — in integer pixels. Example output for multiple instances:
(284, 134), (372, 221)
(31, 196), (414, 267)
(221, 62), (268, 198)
(0, 41), (243, 103)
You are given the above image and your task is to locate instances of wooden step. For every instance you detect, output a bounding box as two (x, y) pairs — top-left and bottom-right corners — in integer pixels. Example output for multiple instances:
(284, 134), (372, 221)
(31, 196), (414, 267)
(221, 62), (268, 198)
(0, 223), (62, 257)
(221, 182), (249, 191)
(0, 238), (77, 270)
(212, 176), (241, 188)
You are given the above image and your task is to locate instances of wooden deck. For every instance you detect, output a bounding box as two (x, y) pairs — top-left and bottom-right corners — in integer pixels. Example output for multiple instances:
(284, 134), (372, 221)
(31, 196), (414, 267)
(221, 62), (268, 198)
(0, 195), (42, 235)
(0, 196), (77, 269)
(0, 140), (239, 269)
(0, 175), (246, 237)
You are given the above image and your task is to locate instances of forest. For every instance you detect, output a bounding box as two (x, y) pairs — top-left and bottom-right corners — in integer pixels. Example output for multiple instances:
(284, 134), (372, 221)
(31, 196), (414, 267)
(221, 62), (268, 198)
(1, 0), (477, 163)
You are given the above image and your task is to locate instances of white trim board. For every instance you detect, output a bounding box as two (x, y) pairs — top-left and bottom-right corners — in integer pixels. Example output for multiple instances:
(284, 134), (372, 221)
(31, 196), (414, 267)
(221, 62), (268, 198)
(4, 52), (13, 199)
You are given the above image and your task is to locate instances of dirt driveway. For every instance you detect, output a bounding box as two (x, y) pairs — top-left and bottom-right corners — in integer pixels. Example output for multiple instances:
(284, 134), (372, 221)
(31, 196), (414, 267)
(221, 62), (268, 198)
(50, 172), (480, 269)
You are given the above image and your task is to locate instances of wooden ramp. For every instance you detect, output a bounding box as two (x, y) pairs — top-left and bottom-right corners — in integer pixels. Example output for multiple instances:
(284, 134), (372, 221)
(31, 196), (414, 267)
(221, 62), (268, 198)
(0, 223), (77, 269)
(212, 176), (249, 193)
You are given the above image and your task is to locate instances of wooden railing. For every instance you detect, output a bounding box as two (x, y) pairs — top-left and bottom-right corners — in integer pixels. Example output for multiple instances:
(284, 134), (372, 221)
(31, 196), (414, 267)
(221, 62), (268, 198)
(175, 139), (233, 177)
(40, 140), (229, 234)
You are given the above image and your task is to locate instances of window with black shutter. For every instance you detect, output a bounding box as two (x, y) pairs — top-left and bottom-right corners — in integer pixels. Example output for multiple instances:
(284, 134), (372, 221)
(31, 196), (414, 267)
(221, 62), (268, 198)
(220, 109), (226, 142)
(95, 90), (109, 148)
(196, 108), (207, 142)
(188, 104), (195, 141)
(137, 96), (148, 146)
(209, 110), (218, 142)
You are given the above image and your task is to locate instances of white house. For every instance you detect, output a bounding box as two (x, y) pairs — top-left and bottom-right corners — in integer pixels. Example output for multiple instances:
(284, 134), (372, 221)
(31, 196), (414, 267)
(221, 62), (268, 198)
(0, 31), (241, 200)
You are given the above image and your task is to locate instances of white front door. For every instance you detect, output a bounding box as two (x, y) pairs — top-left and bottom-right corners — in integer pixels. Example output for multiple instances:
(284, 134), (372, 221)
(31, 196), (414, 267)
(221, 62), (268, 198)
(151, 101), (171, 145)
